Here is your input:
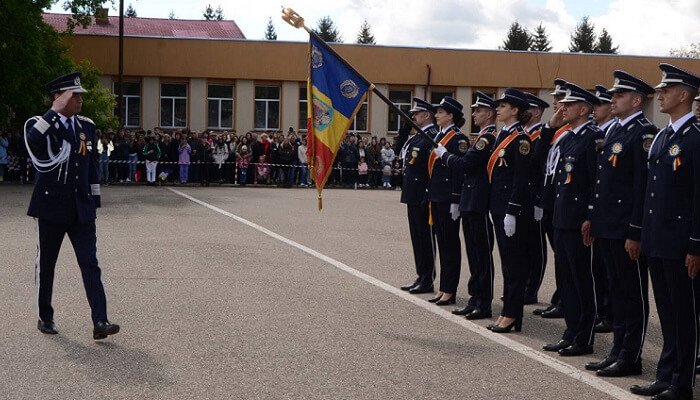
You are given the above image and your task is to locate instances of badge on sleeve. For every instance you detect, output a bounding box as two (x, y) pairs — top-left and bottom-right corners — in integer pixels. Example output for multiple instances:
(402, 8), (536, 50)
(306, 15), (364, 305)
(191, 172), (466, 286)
(642, 134), (655, 152)
(518, 140), (530, 155)
(458, 140), (469, 153)
(475, 137), (489, 151)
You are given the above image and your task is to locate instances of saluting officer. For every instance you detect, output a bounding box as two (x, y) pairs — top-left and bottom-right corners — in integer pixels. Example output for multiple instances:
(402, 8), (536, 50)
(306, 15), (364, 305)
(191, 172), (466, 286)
(435, 91), (497, 319)
(486, 88), (532, 333)
(427, 96), (468, 305)
(523, 93), (549, 305)
(630, 64), (700, 400)
(532, 79), (569, 320)
(543, 83), (602, 356)
(585, 71), (656, 377)
(25, 72), (119, 340)
(400, 98), (438, 295)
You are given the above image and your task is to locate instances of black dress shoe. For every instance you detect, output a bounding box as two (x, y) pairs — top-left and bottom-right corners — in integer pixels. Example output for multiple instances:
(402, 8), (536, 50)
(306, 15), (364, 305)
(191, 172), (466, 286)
(428, 295), (442, 303)
(585, 355), (617, 371)
(533, 304), (554, 316)
(541, 306), (564, 319)
(543, 340), (570, 352)
(630, 381), (670, 396)
(491, 318), (522, 333)
(435, 296), (456, 306)
(596, 359), (642, 377)
(559, 343), (593, 357)
(37, 320), (58, 335)
(400, 281), (419, 291)
(93, 321), (120, 340)
(465, 308), (493, 320)
(409, 284), (434, 294)
(452, 305), (476, 315)
(594, 318), (614, 333)
(651, 386), (693, 400)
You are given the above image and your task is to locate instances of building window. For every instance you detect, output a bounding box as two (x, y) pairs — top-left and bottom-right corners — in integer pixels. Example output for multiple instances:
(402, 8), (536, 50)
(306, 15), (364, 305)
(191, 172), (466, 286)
(298, 85), (307, 132)
(349, 100), (368, 133)
(112, 81), (141, 127)
(430, 90), (454, 106)
(207, 84), (234, 129)
(160, 83), (187, 128)
(388, 89), (412, 133)
(255, 85), (280, 130)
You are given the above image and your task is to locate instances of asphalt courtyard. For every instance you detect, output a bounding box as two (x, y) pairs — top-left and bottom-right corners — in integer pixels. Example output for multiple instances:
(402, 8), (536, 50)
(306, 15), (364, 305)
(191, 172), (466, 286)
(0, 184), (692, 399)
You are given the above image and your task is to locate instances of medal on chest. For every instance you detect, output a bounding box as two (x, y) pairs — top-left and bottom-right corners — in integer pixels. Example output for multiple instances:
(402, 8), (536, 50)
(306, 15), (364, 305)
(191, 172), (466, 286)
(608, 142), (622, 167)
(498, 148), (507, 167)
(78, 132), (88, 156)
(669, 144), (681, 171)
(564, 157), (574, 184)
(409, 147), (419, 166)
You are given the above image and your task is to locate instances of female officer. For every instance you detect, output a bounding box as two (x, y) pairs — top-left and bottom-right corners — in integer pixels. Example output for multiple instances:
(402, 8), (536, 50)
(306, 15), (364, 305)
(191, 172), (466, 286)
(487, 88), (533, 333)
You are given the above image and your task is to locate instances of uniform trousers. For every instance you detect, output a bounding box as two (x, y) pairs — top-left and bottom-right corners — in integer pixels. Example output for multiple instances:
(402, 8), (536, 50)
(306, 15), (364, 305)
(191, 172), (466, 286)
(431, 202), (461, 294)
(553, 228), (596, 346)
(35, 218), (108, 325)
(592, 241), (611, 321)
(541, 210), (560, 306)
(597, 238), (649, 362)
(462, 212), (495, 310)
(407, 203), (435, 287)
(492, 213), (528, 318)
(648, 257), (698, 390)
(525, 216), (547, 300)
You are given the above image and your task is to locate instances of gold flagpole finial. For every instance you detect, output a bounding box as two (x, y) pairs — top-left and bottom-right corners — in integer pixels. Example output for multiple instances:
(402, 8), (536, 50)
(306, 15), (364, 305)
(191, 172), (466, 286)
(281, 7), (307, 30)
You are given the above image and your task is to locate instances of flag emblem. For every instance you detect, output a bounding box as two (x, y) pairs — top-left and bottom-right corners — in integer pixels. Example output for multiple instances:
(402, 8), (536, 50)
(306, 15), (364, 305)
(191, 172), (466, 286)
(340, 80), (359, 98)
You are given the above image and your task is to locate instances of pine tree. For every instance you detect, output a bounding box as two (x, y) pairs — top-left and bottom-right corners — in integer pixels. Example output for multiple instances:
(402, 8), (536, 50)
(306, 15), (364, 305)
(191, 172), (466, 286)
(314, 16), (343, 43)
(569, 16), (596, 53)
(264, 17), (277, 40)
(168, 10), (176, 19)
(215, 5), (224, 21)
(501, 21), (532, 51)
(125, 3), (137, 17)
(529, 23), (552, 52)
(356, 19), (376, 44)
(203, 4), (215, 20)
(595, 28), (619, 54)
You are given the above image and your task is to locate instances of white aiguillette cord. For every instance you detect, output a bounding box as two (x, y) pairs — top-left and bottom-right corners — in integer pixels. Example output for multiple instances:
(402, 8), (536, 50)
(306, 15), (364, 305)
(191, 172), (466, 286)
(24, 117), (72, 183)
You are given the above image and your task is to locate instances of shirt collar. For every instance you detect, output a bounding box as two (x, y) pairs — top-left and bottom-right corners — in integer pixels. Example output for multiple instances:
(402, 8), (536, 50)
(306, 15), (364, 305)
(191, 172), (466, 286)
(619, 111), (643, 128)
(598, 117), (617, 132)
(440, 123), (455, 133)
(480, 124), (496, 134)
(421, 123), (435, 131)
(525, 122), (542, 132)
(669, 111), (695, 133)
(503, 122), (518, 132)
(571, 120), (593, 135)
(58, 113), (74, 128)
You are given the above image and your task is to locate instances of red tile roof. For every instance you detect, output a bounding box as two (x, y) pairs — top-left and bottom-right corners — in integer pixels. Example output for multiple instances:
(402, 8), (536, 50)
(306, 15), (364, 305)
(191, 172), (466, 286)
(43, 13), (246, 40)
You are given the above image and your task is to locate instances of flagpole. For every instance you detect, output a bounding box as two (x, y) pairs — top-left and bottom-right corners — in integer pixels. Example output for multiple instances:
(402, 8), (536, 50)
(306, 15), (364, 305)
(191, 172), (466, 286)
(282, 7), (439, 148)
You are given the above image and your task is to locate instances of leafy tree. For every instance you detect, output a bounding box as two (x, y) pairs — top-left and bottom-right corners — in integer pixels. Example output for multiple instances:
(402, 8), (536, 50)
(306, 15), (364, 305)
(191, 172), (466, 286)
(356, 19), (376, 44)
(215, 5), (224, 21)
(76, 60), (118, 130)
(595, 28), (618, 54)
(264, 17), (277, 40)
(501, 21), (531, 51)
(61, 0), (109, 32)
(670, 43), (700, 58)
(529, 23), (552, 52)
(314, 16), (343, 43)
(125, 3), (137, 18)
(168, 10), (176, 19)
(203, 4), (215, 20)
(569, 16), (596, 53)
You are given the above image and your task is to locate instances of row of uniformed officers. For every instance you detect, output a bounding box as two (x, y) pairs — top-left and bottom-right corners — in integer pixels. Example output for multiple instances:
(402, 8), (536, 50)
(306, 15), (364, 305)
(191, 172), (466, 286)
(399, 63), (700, 400)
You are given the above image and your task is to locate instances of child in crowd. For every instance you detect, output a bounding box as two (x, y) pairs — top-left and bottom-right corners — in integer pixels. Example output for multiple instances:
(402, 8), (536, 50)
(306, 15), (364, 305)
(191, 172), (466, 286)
(382, 163), (392, 189)
(236, 145), (251, 185)
(357, 156), (368, 188)
(178, 138), (191, 184)
(255, 154), (271, 184)
(391, 158), (403, 190)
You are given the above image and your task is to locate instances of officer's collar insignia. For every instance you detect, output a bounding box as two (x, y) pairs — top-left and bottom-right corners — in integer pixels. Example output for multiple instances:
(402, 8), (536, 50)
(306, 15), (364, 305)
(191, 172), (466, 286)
(683, 126), (691, 135)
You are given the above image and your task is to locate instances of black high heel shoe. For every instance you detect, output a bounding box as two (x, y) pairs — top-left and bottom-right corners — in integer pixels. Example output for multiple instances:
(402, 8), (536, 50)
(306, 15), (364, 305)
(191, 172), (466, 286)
(490, 317), (522, 333)
(435, 296), (456, 306)
(428, 295), (443, 303)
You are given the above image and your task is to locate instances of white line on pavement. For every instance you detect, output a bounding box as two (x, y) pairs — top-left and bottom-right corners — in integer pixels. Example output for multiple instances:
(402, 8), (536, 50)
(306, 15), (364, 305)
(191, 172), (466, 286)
(169, 188), (640, 400)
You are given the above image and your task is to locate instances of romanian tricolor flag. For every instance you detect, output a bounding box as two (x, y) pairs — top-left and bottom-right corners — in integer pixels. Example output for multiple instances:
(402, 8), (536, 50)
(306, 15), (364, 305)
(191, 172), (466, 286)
(306, 35), (369, 209)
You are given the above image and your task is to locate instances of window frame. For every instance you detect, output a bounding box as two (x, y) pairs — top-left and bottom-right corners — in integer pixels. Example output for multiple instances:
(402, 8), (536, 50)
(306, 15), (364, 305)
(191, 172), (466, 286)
(160, 82), (188, 128)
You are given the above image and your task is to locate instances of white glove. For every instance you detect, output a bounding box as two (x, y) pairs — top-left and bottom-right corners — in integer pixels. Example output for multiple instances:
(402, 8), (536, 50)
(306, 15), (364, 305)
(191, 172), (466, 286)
(450, 204), (460, 221)
(534, 206), (543, 222)
(504, 214), (516, 237)
(434, 144), (447, 158)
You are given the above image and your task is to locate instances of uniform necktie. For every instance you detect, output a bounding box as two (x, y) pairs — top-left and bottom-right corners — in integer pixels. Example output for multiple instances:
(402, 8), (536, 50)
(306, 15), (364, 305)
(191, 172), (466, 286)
(66, 118), (76, 145)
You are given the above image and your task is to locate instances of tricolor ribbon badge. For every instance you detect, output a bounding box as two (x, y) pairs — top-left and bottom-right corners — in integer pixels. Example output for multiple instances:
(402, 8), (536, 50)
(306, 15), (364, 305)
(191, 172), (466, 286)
(564, 162), (573, 184)
(409, 148), (418, 165)
(669, 145), (681, 171)
(608, 142), (622, 167)
(78, 132), (88, 156)
(498, 148), (507, 167)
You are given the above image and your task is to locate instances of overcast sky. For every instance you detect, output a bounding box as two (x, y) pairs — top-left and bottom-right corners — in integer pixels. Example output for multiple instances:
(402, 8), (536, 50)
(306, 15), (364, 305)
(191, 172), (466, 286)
(48, 0), (700, 56)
